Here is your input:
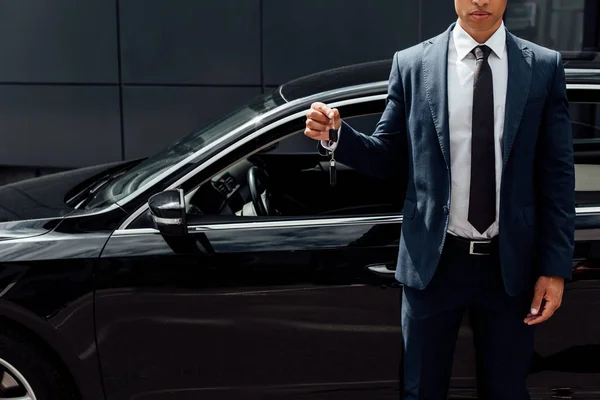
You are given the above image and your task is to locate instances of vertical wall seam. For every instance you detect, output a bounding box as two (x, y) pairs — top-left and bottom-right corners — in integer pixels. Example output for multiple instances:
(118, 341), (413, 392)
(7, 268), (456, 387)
(115, 0), (126, 161)
(259, 0), (265, 93)
(418, 0), (423, 42)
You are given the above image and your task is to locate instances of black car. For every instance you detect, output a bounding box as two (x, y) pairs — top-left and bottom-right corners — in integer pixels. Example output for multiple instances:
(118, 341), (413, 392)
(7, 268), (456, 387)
(0, 55), (600, 400)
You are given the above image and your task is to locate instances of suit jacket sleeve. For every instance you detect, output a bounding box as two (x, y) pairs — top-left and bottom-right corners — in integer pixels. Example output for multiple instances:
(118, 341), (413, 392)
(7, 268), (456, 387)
(535, 52), (576, 279)
(321, 51), (407, 180)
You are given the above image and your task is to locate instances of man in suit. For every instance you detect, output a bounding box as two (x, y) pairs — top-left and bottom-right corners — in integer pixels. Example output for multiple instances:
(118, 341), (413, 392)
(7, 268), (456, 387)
(304, 0), (575, 399)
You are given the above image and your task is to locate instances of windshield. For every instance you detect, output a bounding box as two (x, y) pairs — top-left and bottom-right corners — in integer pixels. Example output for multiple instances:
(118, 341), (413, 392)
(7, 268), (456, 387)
(84, 90), (286, 209)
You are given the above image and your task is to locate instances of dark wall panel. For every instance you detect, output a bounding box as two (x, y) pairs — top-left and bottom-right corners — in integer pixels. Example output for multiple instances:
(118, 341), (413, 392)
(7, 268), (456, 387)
(0, 0), (118, 83)
(123, 86), (261, 159)
(420, 1), (458, 39)
(263, 0), (420, 85)
(119, 0), (261, 85)
(0, 86), (121, 168)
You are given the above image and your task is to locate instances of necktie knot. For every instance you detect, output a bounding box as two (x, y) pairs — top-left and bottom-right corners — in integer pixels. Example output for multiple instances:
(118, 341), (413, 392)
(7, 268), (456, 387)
(472, 45), (492, 61)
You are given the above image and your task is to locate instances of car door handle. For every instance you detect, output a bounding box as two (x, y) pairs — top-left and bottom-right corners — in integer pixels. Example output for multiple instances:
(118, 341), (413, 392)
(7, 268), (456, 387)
(366, 264), (396, 277)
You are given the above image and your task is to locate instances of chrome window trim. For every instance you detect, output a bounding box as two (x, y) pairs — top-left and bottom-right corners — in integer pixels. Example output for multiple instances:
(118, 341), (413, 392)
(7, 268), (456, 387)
(565, 69), (600, 76)
(112, 206), (600, 237)
(188, 214), (403, 232)
(113, 214), (403, 236)
(102, 79), (600, 229)
(113, 228), (159, 236)
(64, 203), (122, 219)
(578, 206), (600, 214)
(568, 83), (600, 90)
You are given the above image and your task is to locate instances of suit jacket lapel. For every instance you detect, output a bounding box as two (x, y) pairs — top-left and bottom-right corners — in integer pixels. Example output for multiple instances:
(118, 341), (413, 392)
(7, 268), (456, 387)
(502, 32), (532, 166)
(423, 24), (453, 169)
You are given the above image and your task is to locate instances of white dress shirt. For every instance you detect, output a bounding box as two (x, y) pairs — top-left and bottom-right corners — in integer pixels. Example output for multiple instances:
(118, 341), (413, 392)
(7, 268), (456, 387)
(447, 21), (507, 239)
(322, 20), (508, 240)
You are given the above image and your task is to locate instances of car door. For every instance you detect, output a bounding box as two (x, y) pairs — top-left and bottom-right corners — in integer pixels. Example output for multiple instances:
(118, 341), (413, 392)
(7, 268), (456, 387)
(93, 103), (409, 400)
(94, 212), (404, 400)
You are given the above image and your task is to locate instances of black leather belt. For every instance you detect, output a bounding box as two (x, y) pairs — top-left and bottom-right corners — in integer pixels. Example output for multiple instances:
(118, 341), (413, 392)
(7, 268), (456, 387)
(444, 233), (499, 256)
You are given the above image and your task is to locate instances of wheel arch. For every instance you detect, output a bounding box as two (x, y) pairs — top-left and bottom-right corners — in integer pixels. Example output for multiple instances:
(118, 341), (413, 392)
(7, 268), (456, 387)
(0, 299), (104, 400)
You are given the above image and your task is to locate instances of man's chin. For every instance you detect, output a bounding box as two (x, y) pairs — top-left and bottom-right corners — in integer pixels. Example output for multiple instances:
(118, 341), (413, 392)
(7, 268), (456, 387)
(465, 18), (501, 32)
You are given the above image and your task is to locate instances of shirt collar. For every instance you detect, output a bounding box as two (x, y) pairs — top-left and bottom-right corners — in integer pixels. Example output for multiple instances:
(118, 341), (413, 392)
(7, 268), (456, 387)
(452, 19), (506, 61)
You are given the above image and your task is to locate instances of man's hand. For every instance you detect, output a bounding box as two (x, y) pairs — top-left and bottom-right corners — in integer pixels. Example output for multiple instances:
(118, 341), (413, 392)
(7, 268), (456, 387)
(304, 102), (341, 141)
(524, 276), (564, 325)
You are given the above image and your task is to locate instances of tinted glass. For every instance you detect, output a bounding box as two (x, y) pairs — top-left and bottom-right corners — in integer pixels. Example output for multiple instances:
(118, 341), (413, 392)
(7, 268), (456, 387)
(571, 101), (600, 142)
(505, 0), (586, 51)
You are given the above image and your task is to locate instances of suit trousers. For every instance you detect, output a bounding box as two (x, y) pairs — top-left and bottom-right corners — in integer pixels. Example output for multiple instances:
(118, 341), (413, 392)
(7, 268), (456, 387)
(400, 239), (535, 400)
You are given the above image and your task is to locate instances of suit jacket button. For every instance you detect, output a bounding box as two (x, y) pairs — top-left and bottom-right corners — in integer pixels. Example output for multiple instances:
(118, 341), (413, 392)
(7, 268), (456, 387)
(443, 206), (449, 215)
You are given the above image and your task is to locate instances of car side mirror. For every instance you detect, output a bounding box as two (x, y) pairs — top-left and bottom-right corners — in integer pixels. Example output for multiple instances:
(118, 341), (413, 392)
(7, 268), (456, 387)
(148, 189), (187, 237)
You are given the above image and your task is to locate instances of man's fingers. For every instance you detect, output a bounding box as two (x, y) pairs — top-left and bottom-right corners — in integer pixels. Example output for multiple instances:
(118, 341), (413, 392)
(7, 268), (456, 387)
(524, 306), (547, 324)
(305, 103), (340, 140)
(524, 301), (558, 325)
(306, 118), (328, 131)
(306, 109), (330, 124)
(529, 284), (545, 316)
(311, 102), (334, 118)
(524, 282), (546, 324)
(524, 276), (565, 325)
(304, 128), (328, 141)
(330, 108), (341, 129)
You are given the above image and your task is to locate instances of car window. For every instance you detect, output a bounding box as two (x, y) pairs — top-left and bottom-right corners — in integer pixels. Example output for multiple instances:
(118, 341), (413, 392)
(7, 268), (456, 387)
(571, 99), (600, 207)
(571, 101), (600, 142)
(183, 107), (406, 220)
(505, 0), (585, 52)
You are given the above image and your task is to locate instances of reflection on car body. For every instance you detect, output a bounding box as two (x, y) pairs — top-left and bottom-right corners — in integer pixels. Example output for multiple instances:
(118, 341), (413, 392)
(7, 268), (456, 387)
(0, 56), (599, 399)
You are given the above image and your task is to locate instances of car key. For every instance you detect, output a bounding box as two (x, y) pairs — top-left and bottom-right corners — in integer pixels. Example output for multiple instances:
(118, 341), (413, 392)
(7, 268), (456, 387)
(329, 124), (338, 142)
(329, 151), (336, 186)
(328, 114), (337, 186)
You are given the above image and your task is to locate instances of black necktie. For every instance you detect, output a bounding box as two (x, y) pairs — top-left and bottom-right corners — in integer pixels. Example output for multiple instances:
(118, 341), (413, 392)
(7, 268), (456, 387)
(468, 45), (495, 234)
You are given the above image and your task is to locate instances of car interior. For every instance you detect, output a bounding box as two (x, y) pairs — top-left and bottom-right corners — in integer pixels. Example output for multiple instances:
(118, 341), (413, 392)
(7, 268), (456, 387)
(184, 135), (406, 219)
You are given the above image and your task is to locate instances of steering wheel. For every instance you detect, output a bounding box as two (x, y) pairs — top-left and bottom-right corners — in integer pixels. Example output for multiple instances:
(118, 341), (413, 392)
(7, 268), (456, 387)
(247, 166), (274, 216)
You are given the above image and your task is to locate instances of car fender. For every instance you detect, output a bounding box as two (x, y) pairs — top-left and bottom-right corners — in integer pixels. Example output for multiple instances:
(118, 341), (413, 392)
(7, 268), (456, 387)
(0, 298), (104, 400)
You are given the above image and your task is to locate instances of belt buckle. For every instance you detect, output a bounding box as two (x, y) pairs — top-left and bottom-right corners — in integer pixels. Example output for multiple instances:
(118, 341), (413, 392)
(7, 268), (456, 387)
(469, 240), (491, 255)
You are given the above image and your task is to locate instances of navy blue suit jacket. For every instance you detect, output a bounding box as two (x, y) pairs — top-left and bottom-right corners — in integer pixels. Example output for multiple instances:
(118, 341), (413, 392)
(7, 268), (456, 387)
(330, 23), (575, 296)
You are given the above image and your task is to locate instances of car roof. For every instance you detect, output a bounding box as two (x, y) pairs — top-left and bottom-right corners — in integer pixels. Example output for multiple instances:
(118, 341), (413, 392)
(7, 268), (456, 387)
(279, 51), (600, 103)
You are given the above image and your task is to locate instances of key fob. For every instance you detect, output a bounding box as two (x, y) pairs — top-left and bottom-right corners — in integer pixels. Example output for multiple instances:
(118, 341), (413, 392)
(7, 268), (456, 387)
(330, 158), (337, 186)
(329, 128), (338, 142)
